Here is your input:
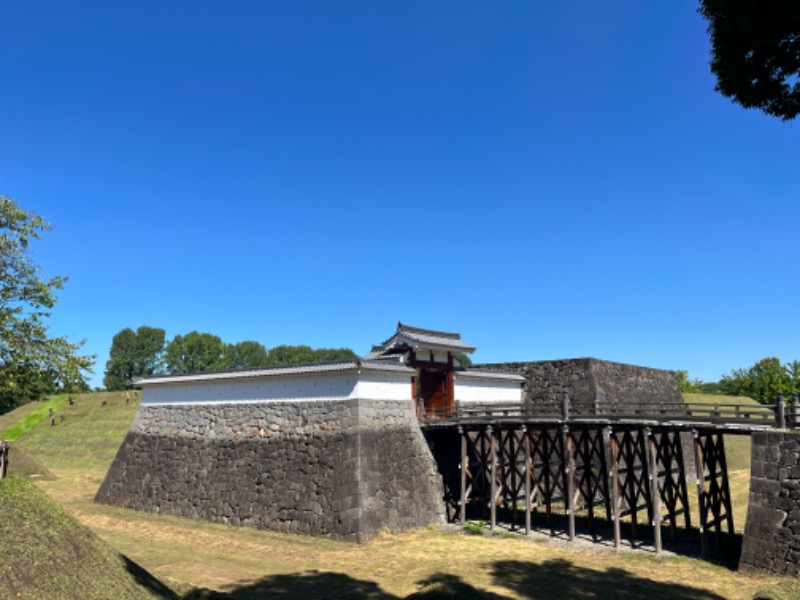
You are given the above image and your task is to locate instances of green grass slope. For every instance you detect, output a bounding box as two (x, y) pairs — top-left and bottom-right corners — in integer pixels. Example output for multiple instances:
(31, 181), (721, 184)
(11, 391), (139, 475)
(0, 475), (174, 599)
(0, 402), (44, 437)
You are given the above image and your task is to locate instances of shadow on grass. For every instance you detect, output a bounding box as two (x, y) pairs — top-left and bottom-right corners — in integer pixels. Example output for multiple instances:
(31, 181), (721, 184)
(489, 558), (726, 599)
(179, 570), (508, 600)
(117, 558), (732, 600)
(407, 573), (510, 599)
(182, 570), (399, 600)
(122, 555), (180, 599)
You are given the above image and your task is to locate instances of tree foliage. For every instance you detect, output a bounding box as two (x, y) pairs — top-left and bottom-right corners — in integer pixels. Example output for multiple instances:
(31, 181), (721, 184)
(107, 326), (361, 379)
(719, 357), (799, 404)
(103, 326), (166, 390)
(165, 331), (227, 374)
(699, 1), (800, 121)
(265, 344), (317, 366)
(0, 196), (94, 413)
(455, 353), (473, 367)
(675, 370), (704, 394)
(311, 347), (359, 363)
(263, 345), (359, 366)
(224, 340), (269, 370)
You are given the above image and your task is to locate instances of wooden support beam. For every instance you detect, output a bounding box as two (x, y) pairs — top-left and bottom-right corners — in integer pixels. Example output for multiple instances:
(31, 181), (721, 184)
(0, 441), (9, 480)
(717, 434), (735, 538)
(513, 430), (520, 530)
(693, 430), (707, 557)
(524, 426), (532, 535)
(489, 426), (496, 531)
(479, 428), (488, 521)
(459, 426), (467, 524)
(609, 428), (621, 550)
(564, 426), (576, 542)
(646, 428), (663, 555)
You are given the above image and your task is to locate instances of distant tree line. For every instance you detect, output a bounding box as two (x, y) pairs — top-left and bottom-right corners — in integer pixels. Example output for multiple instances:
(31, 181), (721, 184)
(103, 326), (358, 391)
(719, 357), (800, 405)
(678, 357), (800, 404)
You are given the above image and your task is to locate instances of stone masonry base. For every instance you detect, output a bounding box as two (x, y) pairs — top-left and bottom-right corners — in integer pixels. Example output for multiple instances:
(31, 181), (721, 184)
(95, 398), (446, 541)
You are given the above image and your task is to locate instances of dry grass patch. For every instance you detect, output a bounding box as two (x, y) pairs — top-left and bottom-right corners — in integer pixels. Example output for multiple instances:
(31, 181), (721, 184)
(5, 390), (797, 599)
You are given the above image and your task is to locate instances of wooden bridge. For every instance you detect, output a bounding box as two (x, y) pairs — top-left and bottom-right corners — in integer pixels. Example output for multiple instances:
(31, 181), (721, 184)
(419, 394), (800, 556)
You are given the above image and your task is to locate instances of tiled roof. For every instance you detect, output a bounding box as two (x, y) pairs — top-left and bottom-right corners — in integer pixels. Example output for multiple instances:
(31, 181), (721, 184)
(135, 359), (414, 387)
(370, 322), (477, 357)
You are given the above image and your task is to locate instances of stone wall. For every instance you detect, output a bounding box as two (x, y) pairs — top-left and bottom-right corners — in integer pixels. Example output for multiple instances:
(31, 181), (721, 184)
(739, 431), (800, 575)
(95, 398), (445, 541)
(471, 358), (684, 415)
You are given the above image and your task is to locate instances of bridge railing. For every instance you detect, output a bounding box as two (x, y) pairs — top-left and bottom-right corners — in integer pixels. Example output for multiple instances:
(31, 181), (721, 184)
(421, 394), (800, 429)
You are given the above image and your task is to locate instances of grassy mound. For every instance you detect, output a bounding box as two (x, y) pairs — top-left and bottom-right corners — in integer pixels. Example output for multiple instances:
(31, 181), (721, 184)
(10, 391), (139, 475)
(0, 475), (174, 599)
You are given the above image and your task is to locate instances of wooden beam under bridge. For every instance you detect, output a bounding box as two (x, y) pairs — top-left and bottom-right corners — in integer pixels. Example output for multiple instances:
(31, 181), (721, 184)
(455, 422), (734, 554)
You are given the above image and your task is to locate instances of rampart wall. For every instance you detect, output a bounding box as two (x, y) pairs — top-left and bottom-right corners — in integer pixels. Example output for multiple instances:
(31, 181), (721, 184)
(95, 398), (445, 541)
(472, 358), (683, 414)
(740, 431), (800, 575)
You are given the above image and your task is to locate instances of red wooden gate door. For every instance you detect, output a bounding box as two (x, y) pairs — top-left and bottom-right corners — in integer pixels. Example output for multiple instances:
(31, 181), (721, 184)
(420, 369), (451, 418)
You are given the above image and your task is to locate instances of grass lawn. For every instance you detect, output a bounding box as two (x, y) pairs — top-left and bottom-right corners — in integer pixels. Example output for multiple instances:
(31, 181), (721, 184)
(3, 391), (798, 599)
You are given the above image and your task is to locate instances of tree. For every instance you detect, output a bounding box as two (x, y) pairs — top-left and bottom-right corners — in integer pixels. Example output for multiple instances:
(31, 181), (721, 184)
(699, 1), (800, 121)
(262, 345), (359, 366)
(265, 345), (316, 366)
(675, 370), (704, 394)
(719, 357), (798, 404)
(0, 196), (93, 413)
(103, 326), (166, 390)
(165, 331), (227, 374)
(455, 353), (473, 367)
(313, 347), (359, 362)
(224, 340), (269, 370)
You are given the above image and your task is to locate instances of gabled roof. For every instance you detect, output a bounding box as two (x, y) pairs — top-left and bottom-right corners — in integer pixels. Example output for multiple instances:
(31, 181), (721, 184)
(366, 322), (477, 359)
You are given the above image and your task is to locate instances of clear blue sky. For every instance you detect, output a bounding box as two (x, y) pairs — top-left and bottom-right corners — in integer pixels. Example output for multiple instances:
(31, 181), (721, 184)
(2, 2), (798, 389)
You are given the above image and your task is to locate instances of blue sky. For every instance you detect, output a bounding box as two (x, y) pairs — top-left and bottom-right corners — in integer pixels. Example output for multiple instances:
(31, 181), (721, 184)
(2, 2), (798, 389)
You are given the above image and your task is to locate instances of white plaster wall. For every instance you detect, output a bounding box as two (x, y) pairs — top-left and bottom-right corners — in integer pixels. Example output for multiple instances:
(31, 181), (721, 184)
(432, 351), (449, 364)
(355, 372), (413, 401)
(414, 349), (448, 363)
(141, 370), (416, 406)
(455, 378), (522, 403)
(142, 372), (359, 405)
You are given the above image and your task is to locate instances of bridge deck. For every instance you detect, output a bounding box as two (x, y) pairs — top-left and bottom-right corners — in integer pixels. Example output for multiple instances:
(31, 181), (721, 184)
(418, 399), (794, 434)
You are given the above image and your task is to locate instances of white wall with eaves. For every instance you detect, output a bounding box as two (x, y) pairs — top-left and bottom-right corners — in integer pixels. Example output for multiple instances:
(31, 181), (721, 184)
(141, 370), (412, 406)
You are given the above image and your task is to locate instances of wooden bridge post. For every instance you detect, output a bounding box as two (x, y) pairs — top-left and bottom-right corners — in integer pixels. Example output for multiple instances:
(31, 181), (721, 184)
(489, 425), (497, 531)
(523, 425), (532, 535)
(606, 427), (622, 550)
(459, 426), (467, 524)
(693, 429), (707, 557)
(563, 425), (576, 542)
(646, 428), (663, 555)
(508, 428), (518, 530)
(608, 428), (621, 550)
(0, 441), (8, 480)
(777, 394), (786, 429)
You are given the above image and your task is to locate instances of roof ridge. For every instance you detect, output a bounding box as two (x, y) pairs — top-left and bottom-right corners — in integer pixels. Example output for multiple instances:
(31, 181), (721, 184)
(397, 321), (461, 340)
